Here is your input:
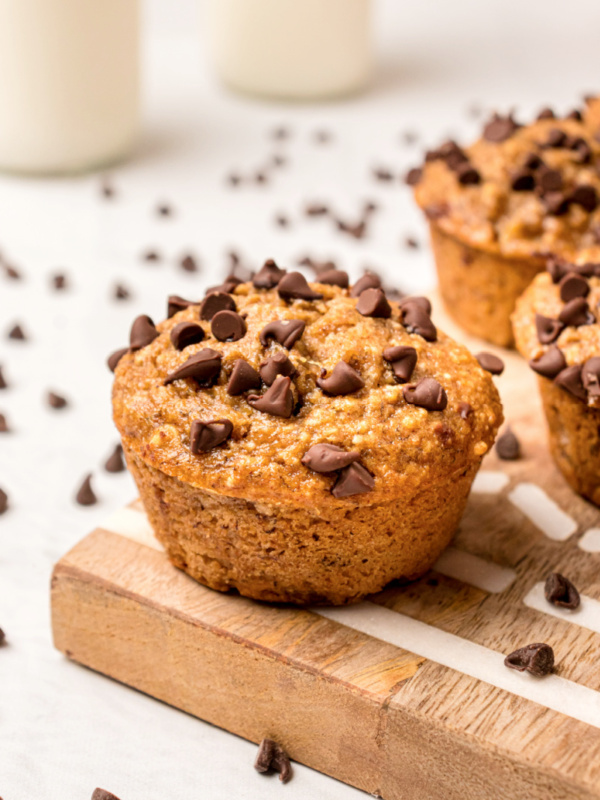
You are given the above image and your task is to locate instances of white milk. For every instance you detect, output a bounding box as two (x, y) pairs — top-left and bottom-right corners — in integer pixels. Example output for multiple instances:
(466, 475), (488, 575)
(207, 0), (372, 100)
(0, 0), (140, 175)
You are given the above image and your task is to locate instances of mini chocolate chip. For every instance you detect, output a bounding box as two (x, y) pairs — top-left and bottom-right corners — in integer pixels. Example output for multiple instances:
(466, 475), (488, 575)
(47, 391), (68, 409)
(373, 167), (394, 182)
(248, 375), (294, 418)
(404, 236), (419, 249)
(0, 487), (7, 514)
(536, 167), (563, 194)
(277, 271), (323, 302)
(403, 378), (447, 411)
(156, 202), (173, 217)
(458, 402), (473, 420)
(227, 360), (261, 395)
(129, 315), (159, 351)
(104, 444), (125, 473)
(537, 107), (555, 120)
(260, 320), (305, 349)
(554, 364), (587, 401)
(356, 288), (391, 318)
(190, 418), (233, 453)
(318, 269), (349, 288)
(511, 170), (535, 191)
(383, 345), (417, 383)
(535, 313), (564, 344)
(475, 352), (505, 375)
(226, 172), (241, 187)
(206, 276), (242, 296)
(483, 113), (520, 142)
(559, 272), (590, 301)
(456, 163), (481, 185)
(260, 352), (295, 386)
(5, 264), (21, 280)
(544, 573), (580, 610)
(199, 292), (236, 321)
(275, 213), (289, 227)
(302, 444), (360, 473)
(524, 152), (543, 170)
(254, 738), (292, 784)
(92, 789), (122, 800)
(570, 137), (592, 163)
(114, 284), (130, 301)
(582, 356), (600, 398)
(543, 191), (570, 216)
(52, 273), (67, 290)
(317, 362), (364, 396)
(167, 295), (197, 318)
(170, 322), (205, 350)
(350, 273), (381, 298)
(332, 462), (375, 498)
(180, 254), (199, 273)
(336, 219), (366, 239)
(398, 295), (432, 315)
(211, 310), (247, 342)
(559, 297), (594, 327)
(0, 413), (9, 433)
(142, 249), (161, 263)
(567, 108), (583, 121)
(400, 302), (437, 342)
(496, 428), (520, 460)
(8, 324), (26, 341)
(75, 474), (97, 506)
(546, 258), (569, 283)
(253, 259), (287, 289)
(504, 643), (554, 677)
(164, 348), (222, 386)
(529, 346), (566, 379)
(305, 203), (329, 217)
(100, 177), (115, 199)
(107, 347), (129, 373)
(570, 184), (598, 212)
(544, 128), (567, 148)
(0, 366), (7, 389)
(405, 167), (423, 186)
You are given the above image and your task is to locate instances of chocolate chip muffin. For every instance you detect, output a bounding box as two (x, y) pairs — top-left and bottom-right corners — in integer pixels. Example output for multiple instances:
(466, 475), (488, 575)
(512, 258), (600, 505)
(411, 98), (600, 347)
(111, 260), (503, 605)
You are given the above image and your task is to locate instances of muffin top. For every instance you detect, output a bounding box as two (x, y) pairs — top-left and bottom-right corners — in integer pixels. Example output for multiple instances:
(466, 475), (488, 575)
(412, 98), (600, 261)
(512, 258), (600, 408)
(111, 262), (503, 509)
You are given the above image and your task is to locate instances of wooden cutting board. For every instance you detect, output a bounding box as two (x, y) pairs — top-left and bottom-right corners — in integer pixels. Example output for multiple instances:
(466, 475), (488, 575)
(51, 302), (600, 800)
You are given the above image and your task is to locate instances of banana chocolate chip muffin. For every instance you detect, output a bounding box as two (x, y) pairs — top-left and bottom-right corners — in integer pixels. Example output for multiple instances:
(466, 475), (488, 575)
(111, 259), (503, 605)
(513, 258), (600, 505)
(411, 97), (600, 347)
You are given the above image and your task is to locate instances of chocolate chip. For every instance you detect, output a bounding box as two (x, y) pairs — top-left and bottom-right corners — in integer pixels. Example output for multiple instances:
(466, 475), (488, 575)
(332, 462), (375, 498)
(405, 167), (423, 186)
(104, 444), (125, 473)
(403, 378), (447, 411)
(167, 295), (196, 318)
(524, 153), (543, 170)
(383, 345), (417, 383)
(75, 474), (97, 506)
(0, 487), (7, 514)
(211, 310), (247, 342)
(275, 213), (289, 227)
(314, 129), (332, 144)
(582, 356), (600, 398)
(336, 219), (366, 239)
(305, 203), (329, 217)
(8, 324), (26, 341)
(278, 271), (323, 302)
(535, 313), (564, 344)
(156, 202), (173, 217)
(318, 269), (349, 288)
(180, 254), (199, 273)
(260, 352), (295, 386)
(559, 272), (590, 302)
(554, 364), (587, 401)
(100, 177), (115, 199)
(398, 295), (432, 315)
(170, 321), (205, 350)
(456, 162), (481, 185)
(542, 191), (570, 216)
(226, 172), (241, 187)
(253, 259), (287, 289)
(350, 273), (381, 298)
(47, 391), (68, 409)
(373, 167), (394, 182)
(356, 288), (391, 318)
(529, 346), (566, 379)
(190, 419), (233, 453)
(537, 107), (555, 120)
(567, 108), (583, 121)
(248, 375), (294, 418)
(536, 167), (563, 194)
(544, 128), (568, 148)
(511, 170), (535, 191)
(544, 573), (580, 610)
(164, 348), (222, 386)
(208, 275), (243, 295)
(226, 360), (261, 396)
(302, 444), (361, 473)
(558, 297), (594, 327)
(199, 292), (236, 321)
(113, 284), (130, 301)
(92, 788), (122, 800)
(404, 236), (419, 249)
(129, 315), (159, 351)
(107, 347), (129, 373)
(0, 366), (7, 389)
(546, 258), (569, 283)
(570, 137), (592, 163)
(482, 113), (520, 142)
(458, 402), (473, 420)
(142, 248), (161, 263)
(496, 428), (520, 460)
(254, 738), (292, 783)
(260, 320), (305, 349)
(317, 361), (364, 396)
(400, 302), (437, 341)
(504, 643), (554, 677)
(0, 413), (10, 433)
(570, 184), (598, 212)
(475, 352), (505, 375)
(52, 273), (67, 290)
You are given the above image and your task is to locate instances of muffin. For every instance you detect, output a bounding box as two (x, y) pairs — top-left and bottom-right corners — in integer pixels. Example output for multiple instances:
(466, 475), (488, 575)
(411, 98), (600, 347)
(110, 260), (503, 605)
(512, 258), (600, 505)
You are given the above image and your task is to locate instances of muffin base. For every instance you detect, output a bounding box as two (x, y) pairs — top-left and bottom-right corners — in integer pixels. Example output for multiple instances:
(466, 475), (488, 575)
(538, 378), (600, 507)
(125, 445), (481, 605)
(429, 223), (545, 348)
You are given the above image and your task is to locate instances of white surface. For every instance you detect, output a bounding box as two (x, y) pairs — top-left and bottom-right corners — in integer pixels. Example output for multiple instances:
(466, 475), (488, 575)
(470, 469), (510, 494)
(2, 0), (600, 797)
(579, 527), (600, 552)
(433, 547), (516, 593)
(508, 483), (578, 541)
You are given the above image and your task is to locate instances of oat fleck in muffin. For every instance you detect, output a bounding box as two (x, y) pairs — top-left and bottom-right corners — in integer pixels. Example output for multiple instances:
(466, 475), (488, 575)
(110, 260), (503, 604)
(411, 97), (600, 347)
(513, 258), (600, 505)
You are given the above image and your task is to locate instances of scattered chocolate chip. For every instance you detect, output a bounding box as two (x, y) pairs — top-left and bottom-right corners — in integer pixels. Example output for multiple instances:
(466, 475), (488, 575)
(260, 352), (295, 386)
(8, 324), (26, 341)
(336, 218), (366, 239)
(456, 162), (481, 185)
(92, 788), (122, 800)
(483, 113), (520, 142)
(52, 273), (67, 290)
(47, 391), (68, 409)
(496, 428), (521, 460)
(559, 297), (594, 327)
(405, 167), (423, 186)
(211, 310), (247, 342)
(318, 269), (349, 288)
(536, 167), (563, 194)
(302, 444), (360, 473)
(100, 177), (115, 199)
(582, 356), (600, 398)
(129, 315), (159, 351)
(75, 474), (97, 506)
(544, 128), (568, 148)
(544, 573), (580, 610)
(226, 172), (241, 187)
(537, 107), (555, 120)
(535, 313), (564, 344)
(504, 643), (554, 677)
(156, 202), (173, 217)
(164, 348), (222, 386)
(305, 203), (329, 217)
(332, 462), (375, 498)
(167, 295), (196, 318)
(458, 401), (473, 420)
(248, 375), (294, 418)
(199, 292), (236, 321)
(254, 738), (292, 783)
(260, 320), (305, 349)
(0, 413), (10, 433)
(475, 352), (505, 375)
(0, 487), (7, 514)
(113, 284), (130, 301)
(317, 361), (364, 396)
(180, 254), (199, 273)
(255, 171), (267, 185)
(404, 378), (447, 411)
(543, 191), (570, 216)
(253, 259), (287, 289)
(227, 360), (261, 395)
(566, 108), (583, 121)
(546, 258), (569, 283)
(559, 272), (589, 302)
(404, 236), (419, 250)
(356, 288), (391, 319)
(383, 345), (417, 383)
(170, 321), (205, 350)
(0, 366), (7, 389)
(571, 184), (598, 212)
(209, 275), (244, 295)
(142, 249), (161, 263)
(399, 302), (437, 342)
(271, 126), (290, 141)
(275, 213), (289, 228)
(190, 418), (233, 453)
(4, 264), (21, 280)
(529, 346), (566, 379)
(107, 347), (129, 373)
(555, 364), (587, 401)
(350, 273), (381, 298)
(271, 154), (286, 168)
(278, 271), (323, 302)
(104, 444), (125, 473)
(373, 167), (394, 182)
